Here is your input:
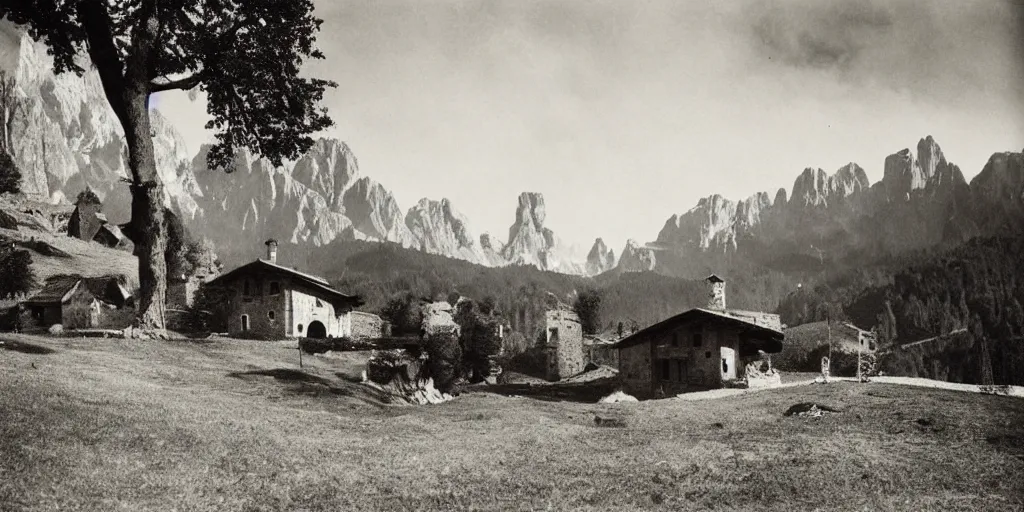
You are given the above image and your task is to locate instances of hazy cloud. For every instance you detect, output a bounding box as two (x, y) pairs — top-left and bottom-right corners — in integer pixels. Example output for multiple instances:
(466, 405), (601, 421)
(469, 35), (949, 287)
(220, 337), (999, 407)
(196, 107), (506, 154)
(744, 0), (1024, 105)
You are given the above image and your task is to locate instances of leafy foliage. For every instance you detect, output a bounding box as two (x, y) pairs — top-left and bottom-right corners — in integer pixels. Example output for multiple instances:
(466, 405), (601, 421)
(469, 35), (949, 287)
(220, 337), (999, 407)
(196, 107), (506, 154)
(423, 327), (461, 393)
(76, 187), (102, 207)
(454, 299), (503, 383)
(0, 151), (21, 195)
(573, 288), (602, 335)
(183, 283), (231, 334)
(0, 0), (335, 171)
(0, 243), (34, 299)
(379, 292), (423, 337)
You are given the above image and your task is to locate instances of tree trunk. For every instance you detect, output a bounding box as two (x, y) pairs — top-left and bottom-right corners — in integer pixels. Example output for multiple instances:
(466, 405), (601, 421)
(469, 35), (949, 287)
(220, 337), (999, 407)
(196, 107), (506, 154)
(123, 91), (167, 331)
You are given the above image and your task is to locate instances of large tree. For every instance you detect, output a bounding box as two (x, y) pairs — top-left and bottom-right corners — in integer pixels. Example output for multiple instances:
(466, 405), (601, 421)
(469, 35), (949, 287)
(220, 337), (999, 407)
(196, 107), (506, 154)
(1, 0), (335, 331)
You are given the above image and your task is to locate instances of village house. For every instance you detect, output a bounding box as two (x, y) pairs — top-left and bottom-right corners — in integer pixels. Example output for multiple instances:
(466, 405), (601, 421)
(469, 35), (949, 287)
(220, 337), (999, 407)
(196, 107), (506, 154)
(543, 307), (584, 380)
(205, 239), (363, 339)
(21, 274), (134, 330)
(614, 275), (784, 398)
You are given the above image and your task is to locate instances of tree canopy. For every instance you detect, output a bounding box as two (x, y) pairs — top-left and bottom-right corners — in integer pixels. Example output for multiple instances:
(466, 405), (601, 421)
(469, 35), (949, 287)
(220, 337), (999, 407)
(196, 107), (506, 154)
(1, 0), (335, 171)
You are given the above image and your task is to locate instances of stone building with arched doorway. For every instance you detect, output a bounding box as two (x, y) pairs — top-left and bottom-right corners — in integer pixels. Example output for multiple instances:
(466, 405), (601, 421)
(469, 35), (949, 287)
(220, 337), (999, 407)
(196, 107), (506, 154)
(206, 240), (364, 339)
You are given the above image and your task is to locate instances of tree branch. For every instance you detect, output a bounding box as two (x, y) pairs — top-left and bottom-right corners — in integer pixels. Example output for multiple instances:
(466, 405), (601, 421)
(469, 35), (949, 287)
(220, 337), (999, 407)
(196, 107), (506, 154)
(150, 72), (203, 92)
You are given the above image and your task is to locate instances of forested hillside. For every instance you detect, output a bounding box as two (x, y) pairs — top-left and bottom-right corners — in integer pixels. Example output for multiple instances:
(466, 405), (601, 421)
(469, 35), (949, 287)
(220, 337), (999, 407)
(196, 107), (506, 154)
(313, 241), (793, 342)
(777, 236), (1024, 385)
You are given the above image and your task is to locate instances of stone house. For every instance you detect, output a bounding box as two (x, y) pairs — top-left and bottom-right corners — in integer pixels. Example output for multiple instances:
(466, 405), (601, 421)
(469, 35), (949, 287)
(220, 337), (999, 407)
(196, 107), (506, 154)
(543, 308), (584, 380)
(204, 240), (363, 339)
(614, 276), (784, 398)
(21, 274), (134, 330)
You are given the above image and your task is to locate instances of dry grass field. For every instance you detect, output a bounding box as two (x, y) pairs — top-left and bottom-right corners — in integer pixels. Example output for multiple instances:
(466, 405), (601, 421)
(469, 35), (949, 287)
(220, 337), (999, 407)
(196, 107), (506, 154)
(2, 333), (1023, 511)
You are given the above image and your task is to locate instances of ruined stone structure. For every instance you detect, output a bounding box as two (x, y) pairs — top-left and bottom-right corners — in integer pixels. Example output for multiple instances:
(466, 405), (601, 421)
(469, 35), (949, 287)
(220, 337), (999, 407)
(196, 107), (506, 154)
(205, 239), (363, 339)
(543, 308), (584, 381)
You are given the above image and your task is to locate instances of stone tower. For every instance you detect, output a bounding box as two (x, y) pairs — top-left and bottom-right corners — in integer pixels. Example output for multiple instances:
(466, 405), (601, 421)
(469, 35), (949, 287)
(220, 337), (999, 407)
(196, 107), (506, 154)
(706, 274), (726, 310)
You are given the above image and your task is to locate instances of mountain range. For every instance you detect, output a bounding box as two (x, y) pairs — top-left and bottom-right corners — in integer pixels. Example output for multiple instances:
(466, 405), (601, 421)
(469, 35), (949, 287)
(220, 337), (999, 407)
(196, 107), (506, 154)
(3, 23), (1023, 281)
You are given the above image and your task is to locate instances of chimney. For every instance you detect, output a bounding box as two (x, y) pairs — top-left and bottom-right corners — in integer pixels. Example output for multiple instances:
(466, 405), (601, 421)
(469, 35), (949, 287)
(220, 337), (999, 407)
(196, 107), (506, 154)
(706, 274), (726, 310)
(265, 238), (278, 263)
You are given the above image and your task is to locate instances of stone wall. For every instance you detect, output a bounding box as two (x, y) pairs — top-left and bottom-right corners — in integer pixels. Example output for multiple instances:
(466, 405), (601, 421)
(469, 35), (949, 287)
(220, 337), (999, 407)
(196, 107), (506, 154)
(351, 311), (387, 339)
(618, 342), (652, 397)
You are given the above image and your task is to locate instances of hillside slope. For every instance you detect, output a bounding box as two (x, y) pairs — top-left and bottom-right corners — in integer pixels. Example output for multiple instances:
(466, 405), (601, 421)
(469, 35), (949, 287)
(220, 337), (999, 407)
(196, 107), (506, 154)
(1, 334), (1022, 511)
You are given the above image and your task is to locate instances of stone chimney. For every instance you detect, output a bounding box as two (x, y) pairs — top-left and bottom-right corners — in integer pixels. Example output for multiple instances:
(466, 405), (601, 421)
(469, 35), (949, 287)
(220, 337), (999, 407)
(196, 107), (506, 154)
(265, 238), (278, 264)
(706, 274), (726, 310)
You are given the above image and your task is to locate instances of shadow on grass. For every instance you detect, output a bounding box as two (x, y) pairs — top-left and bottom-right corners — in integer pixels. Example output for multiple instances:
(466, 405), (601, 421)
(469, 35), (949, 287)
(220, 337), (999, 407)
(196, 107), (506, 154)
(479, 380), (619, 404)
(228, 368), (398, 407)
(0, 339), (57, 355)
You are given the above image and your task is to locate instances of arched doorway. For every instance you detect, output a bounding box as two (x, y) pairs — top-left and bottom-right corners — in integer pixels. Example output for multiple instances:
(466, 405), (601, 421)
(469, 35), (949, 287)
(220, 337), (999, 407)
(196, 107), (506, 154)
(307, 321), (327, 339)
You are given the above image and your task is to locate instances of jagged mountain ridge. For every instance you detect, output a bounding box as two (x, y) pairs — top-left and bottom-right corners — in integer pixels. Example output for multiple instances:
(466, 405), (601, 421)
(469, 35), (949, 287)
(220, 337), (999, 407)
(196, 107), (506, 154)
(653, 136), (1021, 277)
(2, 24), (594, 275)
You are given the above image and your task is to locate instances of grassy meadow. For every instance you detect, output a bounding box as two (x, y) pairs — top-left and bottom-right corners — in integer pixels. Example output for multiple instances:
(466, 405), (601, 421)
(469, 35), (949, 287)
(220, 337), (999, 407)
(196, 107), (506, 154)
(1, 334), (1023, 511)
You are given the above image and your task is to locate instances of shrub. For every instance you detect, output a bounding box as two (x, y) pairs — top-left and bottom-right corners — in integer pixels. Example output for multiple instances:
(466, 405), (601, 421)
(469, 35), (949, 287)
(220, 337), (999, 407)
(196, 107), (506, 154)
(0, 151), (20, 195)
(423, 326), (461, 392)
(0, 245), (34, 299)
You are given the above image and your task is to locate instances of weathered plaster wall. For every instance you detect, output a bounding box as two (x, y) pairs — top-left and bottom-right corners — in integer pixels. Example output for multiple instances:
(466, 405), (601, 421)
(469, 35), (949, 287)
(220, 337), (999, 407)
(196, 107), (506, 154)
(545, 309), (584, 380)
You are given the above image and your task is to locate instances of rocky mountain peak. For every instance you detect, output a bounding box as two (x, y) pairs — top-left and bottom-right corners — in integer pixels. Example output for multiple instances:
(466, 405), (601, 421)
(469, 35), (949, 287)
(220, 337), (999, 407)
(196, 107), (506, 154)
(790, 163), (868, 209)
(586, 237), (616, 275)
(290, 138), (359, 211)
(405, 197), (484, 264)
(617, 239), (656, 272)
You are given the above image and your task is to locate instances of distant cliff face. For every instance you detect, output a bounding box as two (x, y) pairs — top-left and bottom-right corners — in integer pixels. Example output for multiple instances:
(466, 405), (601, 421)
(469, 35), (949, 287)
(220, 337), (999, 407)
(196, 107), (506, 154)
(1, 22), (195, 223)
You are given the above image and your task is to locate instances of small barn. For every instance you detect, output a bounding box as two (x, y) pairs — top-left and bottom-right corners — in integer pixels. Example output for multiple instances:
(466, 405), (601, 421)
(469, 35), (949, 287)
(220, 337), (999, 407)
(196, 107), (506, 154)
(205, 239), (364, 339)
(21, 274), (134, 330)
(614, 275), (784, 398)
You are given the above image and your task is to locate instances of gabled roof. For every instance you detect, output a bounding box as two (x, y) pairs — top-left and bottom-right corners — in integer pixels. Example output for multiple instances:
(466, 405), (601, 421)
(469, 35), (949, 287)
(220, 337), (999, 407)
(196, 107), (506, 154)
(615, 307), (784, 352)
(22, 275), (81, 305)
(22, 275), (132, 306)
(208, 259), (363, 308)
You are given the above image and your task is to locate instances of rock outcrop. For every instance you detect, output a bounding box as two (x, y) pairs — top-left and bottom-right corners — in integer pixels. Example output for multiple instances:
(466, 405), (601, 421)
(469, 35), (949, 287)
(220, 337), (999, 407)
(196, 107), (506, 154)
(617, 239), (656, 273)
(500, 192), (583, 273)
(586, 238), (615, 275)
(405, 198), (486, 264)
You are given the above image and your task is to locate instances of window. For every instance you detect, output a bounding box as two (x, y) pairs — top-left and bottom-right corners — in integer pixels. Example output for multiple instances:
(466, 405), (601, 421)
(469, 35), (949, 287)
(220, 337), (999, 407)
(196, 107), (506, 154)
(240, 314), (249, 332)
(242, 280), (251, 296)
(671, 332), (679, 347)
(705, 351), (712, 359)
(692, 332), (703, 347)
(297, 324), (304, 333)
(660, 359), (670, 381)
(676, 360), (686, 382)
(268, 310), (275, 320)
(315, 298), (323, 308)
(269, 282), (281, 295)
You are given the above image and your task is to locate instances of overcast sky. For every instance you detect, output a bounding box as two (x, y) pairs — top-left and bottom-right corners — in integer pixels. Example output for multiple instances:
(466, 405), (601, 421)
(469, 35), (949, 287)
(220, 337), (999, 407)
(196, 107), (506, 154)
(155, 0), (1024, 255)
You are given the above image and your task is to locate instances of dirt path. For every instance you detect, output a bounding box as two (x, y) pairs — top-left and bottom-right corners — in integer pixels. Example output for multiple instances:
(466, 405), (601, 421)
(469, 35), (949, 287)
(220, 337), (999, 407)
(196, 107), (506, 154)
(674, 375), (1024, 401)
